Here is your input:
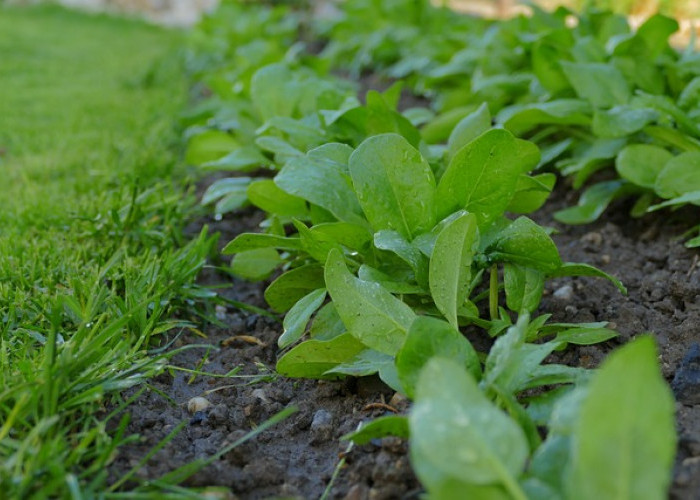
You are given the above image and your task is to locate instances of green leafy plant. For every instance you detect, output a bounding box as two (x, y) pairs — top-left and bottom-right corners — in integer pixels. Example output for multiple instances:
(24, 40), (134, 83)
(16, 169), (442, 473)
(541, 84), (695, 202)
(223, 126), (624, 383)
(344, 317), (675, 500)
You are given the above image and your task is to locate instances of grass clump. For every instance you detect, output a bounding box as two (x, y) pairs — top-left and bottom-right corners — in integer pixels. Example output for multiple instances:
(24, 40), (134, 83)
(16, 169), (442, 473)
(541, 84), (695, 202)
(0, 5), (215, 497)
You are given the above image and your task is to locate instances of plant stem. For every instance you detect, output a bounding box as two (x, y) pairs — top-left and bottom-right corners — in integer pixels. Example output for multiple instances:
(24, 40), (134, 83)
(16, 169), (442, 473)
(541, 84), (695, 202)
(490, 264), (499, 320)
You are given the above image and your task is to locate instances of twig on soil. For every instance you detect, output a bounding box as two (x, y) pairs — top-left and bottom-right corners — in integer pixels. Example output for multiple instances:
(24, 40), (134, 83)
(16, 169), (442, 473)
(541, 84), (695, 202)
(221, 335), (266, 347)
(362, 402), (399, 413)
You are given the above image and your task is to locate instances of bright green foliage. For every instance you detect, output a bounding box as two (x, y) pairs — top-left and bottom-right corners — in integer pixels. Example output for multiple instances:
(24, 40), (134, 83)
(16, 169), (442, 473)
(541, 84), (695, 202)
(436, 130), (539, 221)
(406, 319), (674, 499)
(325, 249), (415, 355)
(411, 358), (529, 494)
(568, 336), (676, 500)
(349, 134), (436, 239)
(396, 316), (480, 399)
(429, 211), (478, 328)
(195, 2), (678, 498)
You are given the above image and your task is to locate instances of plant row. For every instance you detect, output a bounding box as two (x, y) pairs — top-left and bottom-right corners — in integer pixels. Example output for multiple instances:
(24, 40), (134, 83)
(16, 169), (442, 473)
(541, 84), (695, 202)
(183, 1), (679, 498)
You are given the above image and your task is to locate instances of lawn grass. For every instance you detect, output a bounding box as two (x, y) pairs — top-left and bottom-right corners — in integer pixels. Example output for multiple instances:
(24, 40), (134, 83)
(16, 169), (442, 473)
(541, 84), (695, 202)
(0, 5), (215, 497)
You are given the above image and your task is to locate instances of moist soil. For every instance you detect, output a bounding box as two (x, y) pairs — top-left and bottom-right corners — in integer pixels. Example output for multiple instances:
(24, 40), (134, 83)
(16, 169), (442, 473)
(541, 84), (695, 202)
(106, 86), (700, 499)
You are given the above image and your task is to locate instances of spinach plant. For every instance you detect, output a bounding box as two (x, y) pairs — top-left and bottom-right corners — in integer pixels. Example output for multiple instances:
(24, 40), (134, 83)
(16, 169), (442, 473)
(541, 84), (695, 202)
(223, 123), (624, 381)
(344, 317), (675, 500)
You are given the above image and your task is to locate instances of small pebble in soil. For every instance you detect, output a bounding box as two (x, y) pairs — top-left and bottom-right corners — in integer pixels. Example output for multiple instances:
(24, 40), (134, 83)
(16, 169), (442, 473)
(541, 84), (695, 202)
(208, 404), (228, 425)
(310, 409), (334, 444)
(189, 410), (208, 426)
(672, 343), (700, 405)
(553, 284), (574, 301)
(581, 231), (603, 247)
(215, 304), (227, 320)
(187, 396), (212, 414)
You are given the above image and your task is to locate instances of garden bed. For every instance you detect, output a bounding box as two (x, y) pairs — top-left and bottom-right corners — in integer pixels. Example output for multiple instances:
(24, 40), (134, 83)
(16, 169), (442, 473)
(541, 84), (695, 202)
(104, 1), (700, 498)
(106, 173), (700, 499)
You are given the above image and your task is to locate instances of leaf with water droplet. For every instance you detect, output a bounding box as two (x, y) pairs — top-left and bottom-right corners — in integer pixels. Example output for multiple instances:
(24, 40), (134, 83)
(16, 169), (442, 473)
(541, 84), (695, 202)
(429, 211), (478, 328)
(325, 249), (415, 355)
(349, 133), (436, 239)
(410, 358), (528, 487)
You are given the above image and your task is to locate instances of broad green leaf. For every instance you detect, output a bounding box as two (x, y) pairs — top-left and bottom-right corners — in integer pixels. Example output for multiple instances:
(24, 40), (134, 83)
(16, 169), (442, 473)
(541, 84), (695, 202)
(349, 134), (436, 239)
(251, 64), (297, 121)
(521, 478), (562, 500)
(558, 138), (626, 188)
(429, 211), (478, 328)
(255, 136), (303, 159)
(365, 90), (422, 147)
(403, 107), (435, 127)
(186, 130), (239, 165)
(506, 173), (556, 214)
(261, 116), (326, 150)
(568, 336), (676, 500)
(554, 326), (617, 347)
(374, 230), (427, 284)
(532, 40), (571, 94)
(201, 177), (251, 212)
(655, 152), (700, 199)
(310, 223), (372, 252)
(553, 181), (625, 225)
(230, 248), (280, 281)
(278, 289), (327, 348)
(309, 302), (345, 341)
(247, 179), (308, 217)
(421, 105), (477, 144)
(415, 460), (511, 500)
(264, 265), (325, 313)
(447, 103), (491, 160)
(202, 146), (269, 171)
(615, 144), (673, 189)
(484, 315), (559, 394)
(325, 349), (393, 377)
(634, 93), (700, 137)
(222, 233), (302, 254)
(326, 348), (403, 392)
(357, 265), (425, 295)
(396, 316), (481, 399)
(499, 100), (591, 136)
(551, 262), (627, 294)
(437, 129), (538, 222)
(410, 358), (529, 485)
(529, 434), (572, 494)
(307, 142), (354, 165)
(592, 106), (658, 138)
(560, 62), (630, 108)
(648, 190), (700, 210)
(293, 219), (342, 264)
(324, 249), (415, 355)
(635, 14), (678, 58)
(644, 125), (700, 152)
(489, 217), (561, 274)
(276, 333), (366, 378)
(504, 264), (545, 313)
(678, 77), (700, 110)
(275, 154), (365, 224)
(342, 415), (409, 444)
